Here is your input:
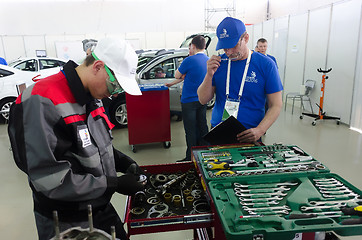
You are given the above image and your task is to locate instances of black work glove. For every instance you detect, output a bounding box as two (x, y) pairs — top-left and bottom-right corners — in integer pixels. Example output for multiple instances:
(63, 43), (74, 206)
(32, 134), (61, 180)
(126, 163), (143, 176)
(116, 173), (144, 196)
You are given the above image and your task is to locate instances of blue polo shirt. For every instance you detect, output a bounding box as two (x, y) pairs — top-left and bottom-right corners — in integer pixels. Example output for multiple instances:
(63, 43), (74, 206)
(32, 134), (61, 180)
(211, 52), (283, 129)
(267, 54), (278, 68)
(178, 53), (209, 103)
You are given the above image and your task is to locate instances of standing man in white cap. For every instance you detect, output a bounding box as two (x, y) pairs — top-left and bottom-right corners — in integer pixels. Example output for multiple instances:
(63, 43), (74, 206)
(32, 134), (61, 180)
(198, 17), (283, 143)
(8, 38), (143, 240)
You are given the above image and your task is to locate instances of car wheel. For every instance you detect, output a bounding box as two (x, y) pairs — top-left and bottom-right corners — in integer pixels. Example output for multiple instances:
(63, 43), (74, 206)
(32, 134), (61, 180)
(109, 97), (128, 128)
(0, 98), (16, 122)
(207, 94), (215, 109)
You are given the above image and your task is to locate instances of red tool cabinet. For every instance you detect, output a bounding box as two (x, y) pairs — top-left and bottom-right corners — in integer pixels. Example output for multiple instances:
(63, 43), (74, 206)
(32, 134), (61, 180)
(126, 84), (171, 152)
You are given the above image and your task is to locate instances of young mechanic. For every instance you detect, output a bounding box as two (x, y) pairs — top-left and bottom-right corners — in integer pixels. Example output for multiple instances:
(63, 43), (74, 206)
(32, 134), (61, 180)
(8, 38), (145, 240)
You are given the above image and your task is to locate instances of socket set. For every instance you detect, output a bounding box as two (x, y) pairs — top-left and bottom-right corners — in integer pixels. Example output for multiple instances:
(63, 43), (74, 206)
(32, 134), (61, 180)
(124, 162), (212, 236)
(193, 144), (329, 182)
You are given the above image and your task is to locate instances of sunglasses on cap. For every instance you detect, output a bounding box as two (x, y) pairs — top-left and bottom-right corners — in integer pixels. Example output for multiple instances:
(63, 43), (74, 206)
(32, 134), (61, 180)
(92, 52), (123, 95)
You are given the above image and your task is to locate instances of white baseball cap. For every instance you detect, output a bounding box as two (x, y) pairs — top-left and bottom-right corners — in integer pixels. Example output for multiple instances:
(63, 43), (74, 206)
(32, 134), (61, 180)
(93, 38), (141, 95)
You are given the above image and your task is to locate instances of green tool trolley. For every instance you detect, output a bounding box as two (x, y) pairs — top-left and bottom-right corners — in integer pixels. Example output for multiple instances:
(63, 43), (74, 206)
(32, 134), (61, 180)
(192, 144), (362, 240)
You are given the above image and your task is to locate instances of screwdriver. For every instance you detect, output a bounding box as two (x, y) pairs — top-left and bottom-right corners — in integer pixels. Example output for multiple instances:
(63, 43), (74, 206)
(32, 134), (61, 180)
(207, 161), (259, 170)
(341, 205), (362, 216)
(340, 206), (362, 225)
(204, 158), (234, 164)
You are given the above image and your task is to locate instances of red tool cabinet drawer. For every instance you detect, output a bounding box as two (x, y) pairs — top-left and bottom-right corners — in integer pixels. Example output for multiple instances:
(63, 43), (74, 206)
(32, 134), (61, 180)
(124, 162), (213, 236)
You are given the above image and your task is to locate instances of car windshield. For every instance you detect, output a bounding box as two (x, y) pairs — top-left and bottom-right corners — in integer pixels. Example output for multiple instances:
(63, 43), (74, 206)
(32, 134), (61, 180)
(137, 56), (153, 73)
(8, 60), (22, 67)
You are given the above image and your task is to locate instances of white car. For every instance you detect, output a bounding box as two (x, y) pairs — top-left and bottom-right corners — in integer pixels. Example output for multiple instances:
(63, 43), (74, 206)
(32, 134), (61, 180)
(0, 65), (38, 122)
(8, 57), (66, 80)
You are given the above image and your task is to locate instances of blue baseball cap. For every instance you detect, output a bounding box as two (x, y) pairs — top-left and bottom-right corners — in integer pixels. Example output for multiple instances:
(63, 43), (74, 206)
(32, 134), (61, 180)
(216, 17), (246, 51)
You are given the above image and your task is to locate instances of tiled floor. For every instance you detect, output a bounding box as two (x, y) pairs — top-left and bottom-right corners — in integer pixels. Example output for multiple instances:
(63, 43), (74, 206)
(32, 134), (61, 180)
(0, 107), (361, 239)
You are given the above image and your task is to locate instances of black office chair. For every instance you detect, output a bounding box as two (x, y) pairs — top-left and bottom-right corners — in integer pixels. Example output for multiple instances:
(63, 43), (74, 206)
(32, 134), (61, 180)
(284, 79), (316, 114)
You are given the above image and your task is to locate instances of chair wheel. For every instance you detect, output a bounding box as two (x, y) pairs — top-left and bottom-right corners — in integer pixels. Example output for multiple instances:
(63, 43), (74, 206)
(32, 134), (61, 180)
(337, 120), (340, 125)
(131, 145), (137, 153)
(312, 121), (316, 126)
(300, 115), (303, 119)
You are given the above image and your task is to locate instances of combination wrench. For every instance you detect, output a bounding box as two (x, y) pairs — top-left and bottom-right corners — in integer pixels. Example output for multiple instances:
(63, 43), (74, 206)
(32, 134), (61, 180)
(243, 205), (291, 212)
(300, 202), (347, 211)
(234, 186), (290, 193)
(239, 196), (284, 202)
(234, 182), (298, 189)
(235, 191), (287, 198)
(309, 198), (362, 206)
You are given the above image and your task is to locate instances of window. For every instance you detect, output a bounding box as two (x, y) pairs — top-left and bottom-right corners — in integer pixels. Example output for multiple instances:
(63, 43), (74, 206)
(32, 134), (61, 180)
(39, 59), (63, 70)
(137, 56), (153, 73)
(149, 58), (176, 79)
(0, 69), (14, 77)
(14, 59), (38, 72)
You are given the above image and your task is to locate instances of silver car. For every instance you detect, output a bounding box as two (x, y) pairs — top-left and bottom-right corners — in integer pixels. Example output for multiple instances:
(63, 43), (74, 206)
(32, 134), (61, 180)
(106, 49), (188, 128)
(106, 34), (218, 128)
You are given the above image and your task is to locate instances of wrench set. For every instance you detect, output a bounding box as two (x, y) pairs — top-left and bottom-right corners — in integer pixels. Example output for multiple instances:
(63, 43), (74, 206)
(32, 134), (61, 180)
(234, 181), (298, 217)
(191, 144), (362, 240)
(294, 177), (362, 215)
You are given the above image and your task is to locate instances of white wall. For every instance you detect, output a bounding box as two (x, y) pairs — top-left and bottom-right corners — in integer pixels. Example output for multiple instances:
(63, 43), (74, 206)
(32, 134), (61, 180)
(269, 0), (344, 19)
(258, 0), (362, 125)
(0, 0), (205, 61)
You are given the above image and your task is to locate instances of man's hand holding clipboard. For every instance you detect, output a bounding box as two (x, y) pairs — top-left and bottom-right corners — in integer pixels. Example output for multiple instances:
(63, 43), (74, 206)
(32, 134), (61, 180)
(203, 116), (247, 145)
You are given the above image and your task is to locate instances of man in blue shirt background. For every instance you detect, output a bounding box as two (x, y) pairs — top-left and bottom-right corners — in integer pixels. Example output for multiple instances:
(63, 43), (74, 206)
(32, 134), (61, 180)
(166, 35), (209, 161)
(257, 38), (278, 68)
(198, 17), (283, 143)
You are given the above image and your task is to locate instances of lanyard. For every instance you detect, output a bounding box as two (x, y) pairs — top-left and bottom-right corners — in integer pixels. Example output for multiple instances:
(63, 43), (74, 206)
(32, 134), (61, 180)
(225, 49), (252, 100)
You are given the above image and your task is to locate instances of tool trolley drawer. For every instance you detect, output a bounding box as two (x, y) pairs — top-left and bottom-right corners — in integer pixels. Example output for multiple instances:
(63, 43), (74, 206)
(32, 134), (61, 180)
(192, 144), (330, 183)
(124, 162), (213, 236)
(208, 173), (362, 240)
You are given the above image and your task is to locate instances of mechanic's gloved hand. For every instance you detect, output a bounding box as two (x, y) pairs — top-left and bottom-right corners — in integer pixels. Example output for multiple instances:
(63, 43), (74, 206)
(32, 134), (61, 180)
(116, 173), (144, 196)
(126, 163), (143, 176)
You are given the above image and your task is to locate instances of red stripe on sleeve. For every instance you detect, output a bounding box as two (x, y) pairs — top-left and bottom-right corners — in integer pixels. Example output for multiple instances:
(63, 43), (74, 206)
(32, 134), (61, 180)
(64, 114), (86, 124)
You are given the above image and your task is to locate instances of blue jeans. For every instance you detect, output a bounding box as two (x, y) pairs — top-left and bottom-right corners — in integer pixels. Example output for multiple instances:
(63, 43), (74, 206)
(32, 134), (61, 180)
(181, 101), (209, 160)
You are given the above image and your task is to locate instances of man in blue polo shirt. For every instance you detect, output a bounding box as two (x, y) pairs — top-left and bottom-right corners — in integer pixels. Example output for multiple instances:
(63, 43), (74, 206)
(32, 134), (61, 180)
(257, 38), (278, 68)
(198, 17), (283, 143)
(166, 35), (209, 161)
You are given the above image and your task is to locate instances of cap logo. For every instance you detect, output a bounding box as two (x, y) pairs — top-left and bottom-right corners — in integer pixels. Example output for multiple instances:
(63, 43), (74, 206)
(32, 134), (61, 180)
(219, 29), (229, 39)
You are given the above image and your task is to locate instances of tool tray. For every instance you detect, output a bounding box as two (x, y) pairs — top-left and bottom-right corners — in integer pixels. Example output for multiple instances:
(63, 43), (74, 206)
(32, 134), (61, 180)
(191, 144), (362, 240)
(193, 144), (330, 183)
(208, 173), (362, 240)
(124, 162), (213, 236)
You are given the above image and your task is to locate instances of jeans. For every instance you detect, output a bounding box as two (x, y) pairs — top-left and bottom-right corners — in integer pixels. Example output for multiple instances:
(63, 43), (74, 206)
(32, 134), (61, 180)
(34, 203), (128, 240)
(181, 101), (209, 160)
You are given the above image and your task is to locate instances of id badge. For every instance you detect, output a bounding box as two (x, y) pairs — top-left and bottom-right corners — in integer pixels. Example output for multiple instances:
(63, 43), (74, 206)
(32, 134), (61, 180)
(222, 99), (240, 121)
